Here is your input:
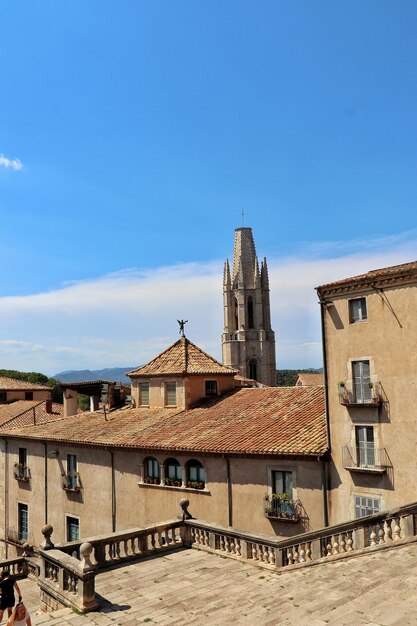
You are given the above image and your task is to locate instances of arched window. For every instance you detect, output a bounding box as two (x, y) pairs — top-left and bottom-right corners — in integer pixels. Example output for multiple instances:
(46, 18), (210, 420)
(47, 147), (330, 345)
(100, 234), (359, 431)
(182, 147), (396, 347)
(186, 459), (205, 490)
(164, 458), (182, 487)
(248, 358), (258, 381)
(143, 457), (160, 485)
(234, 297), (239, 331)
(247, 296), (254, 329)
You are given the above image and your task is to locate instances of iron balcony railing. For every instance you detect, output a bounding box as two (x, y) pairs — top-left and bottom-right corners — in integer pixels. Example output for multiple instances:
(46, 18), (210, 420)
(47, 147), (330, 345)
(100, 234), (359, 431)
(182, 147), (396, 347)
(62, 471), (81, 492)
(342, 445), (390, 473)
(13, 463), (31, 481)
(338, 381), (382, 407)
(264, 495), (301, 522)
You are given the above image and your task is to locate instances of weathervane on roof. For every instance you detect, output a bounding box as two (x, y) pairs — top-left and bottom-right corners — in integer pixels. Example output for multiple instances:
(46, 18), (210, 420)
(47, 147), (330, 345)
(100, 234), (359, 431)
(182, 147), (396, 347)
(177, 319), (188, 337)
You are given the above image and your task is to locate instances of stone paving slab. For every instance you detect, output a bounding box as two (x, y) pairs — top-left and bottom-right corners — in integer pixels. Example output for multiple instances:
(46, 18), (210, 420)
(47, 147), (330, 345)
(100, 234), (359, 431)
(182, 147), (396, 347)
(12, 541), (417, 625)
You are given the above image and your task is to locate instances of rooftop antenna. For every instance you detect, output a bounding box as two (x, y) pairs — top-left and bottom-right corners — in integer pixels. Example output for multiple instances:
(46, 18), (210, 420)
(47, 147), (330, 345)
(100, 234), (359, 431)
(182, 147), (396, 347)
(177, 319), (188, 337)
(242, 208), (245, 227)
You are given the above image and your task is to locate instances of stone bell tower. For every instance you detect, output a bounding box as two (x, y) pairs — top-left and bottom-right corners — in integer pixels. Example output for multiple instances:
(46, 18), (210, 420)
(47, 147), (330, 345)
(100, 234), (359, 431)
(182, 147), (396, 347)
(222, 227), (276, 386)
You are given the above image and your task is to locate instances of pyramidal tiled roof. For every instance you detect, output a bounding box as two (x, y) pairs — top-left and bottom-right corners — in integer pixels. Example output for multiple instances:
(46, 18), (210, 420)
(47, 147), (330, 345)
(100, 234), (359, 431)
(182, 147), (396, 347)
(127, 337), (238, 377)
(0, 386), (327, 456)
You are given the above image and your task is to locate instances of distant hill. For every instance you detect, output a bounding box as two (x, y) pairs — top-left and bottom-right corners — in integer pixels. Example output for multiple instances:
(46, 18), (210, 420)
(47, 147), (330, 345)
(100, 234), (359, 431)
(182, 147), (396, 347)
(55, 366), (322, 386)
(53, 367), (138, 384)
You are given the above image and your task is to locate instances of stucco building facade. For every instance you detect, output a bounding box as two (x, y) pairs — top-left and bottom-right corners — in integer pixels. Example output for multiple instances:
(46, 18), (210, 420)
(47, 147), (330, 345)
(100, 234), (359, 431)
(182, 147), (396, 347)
(317, 261), (417, 524)
(0, 337), (327, 556)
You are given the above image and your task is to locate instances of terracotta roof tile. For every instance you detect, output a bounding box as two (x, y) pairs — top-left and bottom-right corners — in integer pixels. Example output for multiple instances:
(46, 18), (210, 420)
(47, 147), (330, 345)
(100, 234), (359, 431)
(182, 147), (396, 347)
(317, 260), (417, 293)
(296, 373), (324, 386)
(0, 387), (327, 457)
(127, 337), (238, 377)
(0, 377), (52, 391)
(0, 401), (65, 429)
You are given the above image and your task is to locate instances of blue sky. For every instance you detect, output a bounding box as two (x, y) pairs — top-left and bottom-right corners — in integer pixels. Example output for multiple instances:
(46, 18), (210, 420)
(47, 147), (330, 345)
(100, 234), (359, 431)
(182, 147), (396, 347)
(1, 2), (417, 375)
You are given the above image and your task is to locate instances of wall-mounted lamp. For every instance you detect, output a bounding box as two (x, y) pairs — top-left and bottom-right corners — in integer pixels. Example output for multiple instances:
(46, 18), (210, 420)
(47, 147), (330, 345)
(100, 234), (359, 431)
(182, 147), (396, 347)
(48, 450), (60, 457)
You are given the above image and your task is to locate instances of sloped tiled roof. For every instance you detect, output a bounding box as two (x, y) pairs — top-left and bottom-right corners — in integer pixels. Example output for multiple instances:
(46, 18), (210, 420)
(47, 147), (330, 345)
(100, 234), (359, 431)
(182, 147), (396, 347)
(0, 386), (327, 457)
(317, 261), (417, 293)
(296, 373), (324, 387)
(0, 376), (52, 391)
(127, 337), (238, 377)
(0, 400), (65, 429)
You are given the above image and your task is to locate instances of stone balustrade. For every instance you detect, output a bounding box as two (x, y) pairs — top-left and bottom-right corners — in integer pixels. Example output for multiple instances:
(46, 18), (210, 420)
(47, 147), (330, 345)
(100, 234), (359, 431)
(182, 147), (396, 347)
(37, 517), (188, 612)
(6, 499), (417, 615)
(187, 500), (417, 569)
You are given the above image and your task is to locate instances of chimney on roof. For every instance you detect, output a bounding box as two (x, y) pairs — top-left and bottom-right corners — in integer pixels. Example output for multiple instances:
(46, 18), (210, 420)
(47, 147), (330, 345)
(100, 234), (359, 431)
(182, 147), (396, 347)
(45, 399), (53, 414)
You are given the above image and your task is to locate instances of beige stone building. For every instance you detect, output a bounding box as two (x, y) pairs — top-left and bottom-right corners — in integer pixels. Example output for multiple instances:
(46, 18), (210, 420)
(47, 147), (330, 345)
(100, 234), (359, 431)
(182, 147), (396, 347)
(0, 336), (327, 555)
(222, 227), (276, 386)
(0, 376), (52, 403)
(316, 261), (417, 524)
(295, 372), (324, 387)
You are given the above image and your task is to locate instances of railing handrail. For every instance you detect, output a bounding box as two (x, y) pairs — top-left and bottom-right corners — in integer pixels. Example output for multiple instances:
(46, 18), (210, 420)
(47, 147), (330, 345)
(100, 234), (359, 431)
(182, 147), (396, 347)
(186, 499), (417, 549)
(57, 519), (183, 556)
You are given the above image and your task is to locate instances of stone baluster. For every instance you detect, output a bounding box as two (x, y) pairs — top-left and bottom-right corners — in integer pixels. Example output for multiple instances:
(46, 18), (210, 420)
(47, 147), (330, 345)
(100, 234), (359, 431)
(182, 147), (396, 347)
(292, 546), (299, 563)
(326, 540), (332, 557)
(339, 534), (346, 553)
(393, 518), (401, 541)
(378, 525), (385, 544)
(369, 527), (377, 546)
(236, 539), (242, 557)
(299, 545), (306, 562)
(346, 532), (353, 551)
(332, 535), (339, 555)
(385, 519), (393, 542)
(287, 548), (294, 565)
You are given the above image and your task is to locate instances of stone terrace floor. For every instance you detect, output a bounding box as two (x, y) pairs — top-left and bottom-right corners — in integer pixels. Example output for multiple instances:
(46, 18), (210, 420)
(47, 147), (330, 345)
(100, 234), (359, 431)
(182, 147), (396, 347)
(16, 540), (417, 626)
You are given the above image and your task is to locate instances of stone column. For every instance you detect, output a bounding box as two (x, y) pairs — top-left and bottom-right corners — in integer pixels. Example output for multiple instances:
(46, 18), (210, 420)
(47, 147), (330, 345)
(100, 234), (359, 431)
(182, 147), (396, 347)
(63, 390), (78, 418)
(89, 395), (100, 412)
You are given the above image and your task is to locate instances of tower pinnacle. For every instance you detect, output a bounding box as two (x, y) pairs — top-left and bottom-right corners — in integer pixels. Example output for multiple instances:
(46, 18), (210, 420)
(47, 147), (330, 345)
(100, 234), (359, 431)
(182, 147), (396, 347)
(222, 227), (276, 386)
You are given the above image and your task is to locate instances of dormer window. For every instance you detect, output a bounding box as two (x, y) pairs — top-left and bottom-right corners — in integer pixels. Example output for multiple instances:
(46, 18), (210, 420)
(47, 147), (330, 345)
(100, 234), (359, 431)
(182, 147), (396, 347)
(165, 382), (177, 407)
(205, 381), (218, 397)
(139, 382), (149, 406)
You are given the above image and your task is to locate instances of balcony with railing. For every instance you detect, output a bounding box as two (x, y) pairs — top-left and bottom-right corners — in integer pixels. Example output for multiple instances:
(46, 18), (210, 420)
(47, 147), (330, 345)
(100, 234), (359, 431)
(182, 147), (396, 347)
(264, 495), (301, 522)
(62, 471), (81, 492)
(338, 381), (382, 407)
(13, 463), (31, 481)
(342, 445), (390, 474)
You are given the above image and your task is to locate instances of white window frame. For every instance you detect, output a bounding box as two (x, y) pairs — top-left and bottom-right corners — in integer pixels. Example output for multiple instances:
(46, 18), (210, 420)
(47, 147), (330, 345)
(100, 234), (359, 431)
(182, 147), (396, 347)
(354, 494), (381, 519)
(18, 501), (29, 542)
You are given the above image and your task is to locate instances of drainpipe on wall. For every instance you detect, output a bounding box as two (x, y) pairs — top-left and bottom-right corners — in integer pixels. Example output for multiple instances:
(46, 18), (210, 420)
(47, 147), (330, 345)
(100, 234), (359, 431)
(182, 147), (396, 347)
(110, 449), (116, 532)
(318, 294), (331, 454)
(318, 293), (331, 527)
(4, 439), (8, 558)
(224, 455), (233, 527)
(44, 443), (48, 525)
(319, 455), (329, 527)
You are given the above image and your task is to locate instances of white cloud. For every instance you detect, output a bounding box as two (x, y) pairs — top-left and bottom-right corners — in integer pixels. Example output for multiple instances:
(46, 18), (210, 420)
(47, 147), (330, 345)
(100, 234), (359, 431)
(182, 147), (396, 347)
(0, 234), (415, 375)
(0, 154), (23, 170)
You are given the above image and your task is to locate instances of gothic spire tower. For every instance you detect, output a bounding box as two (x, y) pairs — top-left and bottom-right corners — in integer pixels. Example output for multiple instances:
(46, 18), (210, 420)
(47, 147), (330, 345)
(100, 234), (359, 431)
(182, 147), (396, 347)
(222, 227), (276, 386)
